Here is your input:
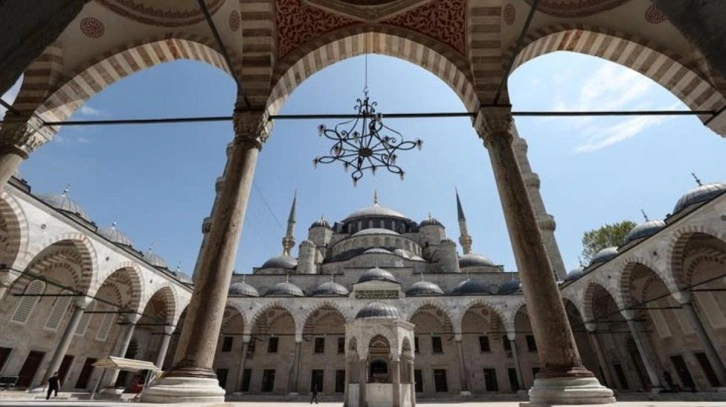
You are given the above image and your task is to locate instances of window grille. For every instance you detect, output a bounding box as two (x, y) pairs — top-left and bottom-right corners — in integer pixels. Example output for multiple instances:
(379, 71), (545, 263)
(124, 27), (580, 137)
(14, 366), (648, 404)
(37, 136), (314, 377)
(75, 302), (95, 336)
(96, 305), (116, 341)
(45, 290), (73, 330)
(12, 280), (45, 323)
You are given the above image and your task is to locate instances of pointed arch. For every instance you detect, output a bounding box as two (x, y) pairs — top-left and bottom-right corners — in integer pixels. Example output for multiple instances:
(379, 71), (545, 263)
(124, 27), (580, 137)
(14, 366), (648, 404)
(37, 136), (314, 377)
(300, 300), (350, 332)
(667, 225), (726, 289)
(582, 281), (620, 322)
(618, 258), (675, 309)
(91, 262), (145, 315)
(141, 285), (178, 325)
(21, 234), (97, 294)
(458, 297), (508, 335)
(0, 191), (28, 270)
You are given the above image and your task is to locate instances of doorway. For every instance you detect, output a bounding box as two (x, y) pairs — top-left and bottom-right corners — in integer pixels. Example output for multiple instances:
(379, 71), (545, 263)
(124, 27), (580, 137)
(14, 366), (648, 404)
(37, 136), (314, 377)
(17, 351), (45, 388)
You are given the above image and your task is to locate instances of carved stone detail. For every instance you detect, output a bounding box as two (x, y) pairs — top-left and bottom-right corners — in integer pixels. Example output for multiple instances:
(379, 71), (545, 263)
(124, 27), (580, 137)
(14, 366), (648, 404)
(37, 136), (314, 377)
(474, 107), (514, 144)
(232, 110), (271, 149)
(0, 116), (55, 155)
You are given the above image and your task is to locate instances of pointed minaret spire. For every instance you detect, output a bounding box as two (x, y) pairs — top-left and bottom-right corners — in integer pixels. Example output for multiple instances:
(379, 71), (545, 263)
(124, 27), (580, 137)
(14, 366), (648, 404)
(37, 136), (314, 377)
(282, 191), (297, 256)
(373, 190), (379, 206)
(456, 188), (473, 254)
(691, 172), (703, 186)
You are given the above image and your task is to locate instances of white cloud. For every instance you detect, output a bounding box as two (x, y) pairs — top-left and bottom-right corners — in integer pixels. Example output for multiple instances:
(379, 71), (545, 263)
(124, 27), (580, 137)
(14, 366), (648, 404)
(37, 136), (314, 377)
(77, 105), (104, 117)
(574, 114), (672, 153)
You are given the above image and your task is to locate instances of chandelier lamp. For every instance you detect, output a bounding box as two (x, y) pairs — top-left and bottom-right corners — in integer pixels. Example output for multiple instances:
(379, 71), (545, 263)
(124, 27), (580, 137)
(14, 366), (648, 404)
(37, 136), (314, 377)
(312, 40), (423, 186)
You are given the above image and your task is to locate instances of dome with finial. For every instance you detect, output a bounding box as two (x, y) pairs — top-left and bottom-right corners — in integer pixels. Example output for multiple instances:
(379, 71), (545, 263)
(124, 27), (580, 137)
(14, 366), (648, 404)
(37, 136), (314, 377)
(344, 191), (410, 221)
(357, 266), (398, 284)
(459, 253), (495, 268)
(98, 222), (134, 248)
(420, 214), (443, 227)
(310, 216), (332, 229)
(626, 212), (666, 243)
(355, 302), (400, 319)
(452, 278), (490, 295)
(406, 278), (444, 296)
(312, 280), (349, 297)
(498, 278), (521, 294)
(589, 246), (618, 266)
(565, 266), (586, 281)
(143, 247), (168, 269)
(260, 255), (298, 270)
(673, 174), (726, 214)
(229, 278), (260, 297)
(39, 186), (92, 222)
(265, 278), (304, 297)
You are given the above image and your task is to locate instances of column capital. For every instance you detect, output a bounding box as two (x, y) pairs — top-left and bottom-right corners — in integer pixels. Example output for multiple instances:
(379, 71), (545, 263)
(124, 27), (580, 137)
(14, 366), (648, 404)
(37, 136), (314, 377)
(620, 309), (636, 321)
(506, 331), (516, 341)
(0, 115), (54, 156)
(122, 313), (141, 325)
(74, 296), (93, 309)
(454, 333), (463, 342)
(232, 110), (271, 149)
(584, 322), (597, 333)
(242, 334), (251, 343)
(163, 325), (176, 335)
(474, 105), (514, 144)
(0, 268), (21, 288)
(673, 290), (691, 305)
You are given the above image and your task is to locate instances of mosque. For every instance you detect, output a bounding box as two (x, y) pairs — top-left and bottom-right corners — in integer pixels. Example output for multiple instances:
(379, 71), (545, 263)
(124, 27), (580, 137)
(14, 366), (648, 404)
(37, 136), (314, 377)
(0, 170), (725, 403)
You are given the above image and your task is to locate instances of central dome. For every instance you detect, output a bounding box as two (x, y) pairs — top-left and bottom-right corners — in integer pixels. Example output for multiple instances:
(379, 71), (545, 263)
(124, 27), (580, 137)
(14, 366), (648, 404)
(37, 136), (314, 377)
(344, 204), (409, 221)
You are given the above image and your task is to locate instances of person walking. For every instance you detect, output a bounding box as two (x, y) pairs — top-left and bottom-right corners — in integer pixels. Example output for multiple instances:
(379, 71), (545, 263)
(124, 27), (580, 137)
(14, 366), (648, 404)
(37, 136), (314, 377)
(46, 372), (61, 400)
(310, 386), (318, 404)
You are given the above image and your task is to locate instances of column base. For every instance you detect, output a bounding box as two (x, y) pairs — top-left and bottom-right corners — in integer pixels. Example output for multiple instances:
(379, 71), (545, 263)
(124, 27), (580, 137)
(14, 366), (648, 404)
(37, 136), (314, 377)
(140, 376), (225, 403)
(459, 391), (472, 396)
(522, 376), (615, 406)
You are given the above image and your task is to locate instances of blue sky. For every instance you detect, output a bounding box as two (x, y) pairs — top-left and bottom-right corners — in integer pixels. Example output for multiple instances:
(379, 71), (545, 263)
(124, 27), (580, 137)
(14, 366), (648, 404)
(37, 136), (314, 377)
(2, 51), (724, 277)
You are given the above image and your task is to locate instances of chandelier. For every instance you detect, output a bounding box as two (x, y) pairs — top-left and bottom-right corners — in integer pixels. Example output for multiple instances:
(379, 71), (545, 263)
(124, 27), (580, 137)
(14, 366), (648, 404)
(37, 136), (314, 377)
(312, 41), (422, 186)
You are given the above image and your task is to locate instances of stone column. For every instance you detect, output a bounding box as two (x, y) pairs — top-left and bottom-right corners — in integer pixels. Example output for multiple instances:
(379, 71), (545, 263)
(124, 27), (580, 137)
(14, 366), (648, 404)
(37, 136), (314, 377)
(677, 293), (726, 386)
(0, 268), (20, 303)
(392, 358), (401, 407)
(288, 340), (302, 395)
(358, 359), (367, 407)
(621, 310), (663, 390)
(235, 338), (250, 392)
(344, 355), (351, 404)
(507, 333), (526, 391)
(584, 323), (615, 388)
(409, 359), (416, 407)
(39, 298), (90, 386)
(454, 336), (470, 394)
(475, 107), (614, 405)
(156, 326), (175, 369)
(0, 116), (53, 188)
(142, 110), (269, 403)
(103, 315), (139, 389)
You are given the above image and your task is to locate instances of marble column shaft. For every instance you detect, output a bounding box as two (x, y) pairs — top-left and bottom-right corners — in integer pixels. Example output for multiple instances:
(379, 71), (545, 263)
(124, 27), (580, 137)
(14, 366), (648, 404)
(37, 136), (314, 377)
(359, 359), (367, 407)
(235, 340), (249, 392)
(477, 108), (586, 378)
(105, 320), (137, 387)
(409, 359), (416, 407)
(169, 111), (266, 378)
(455, 339), (470, 392)
(585, 324), (615, 388)
(289, 341), (301, 394)
(392, 359), (401, 407)
(681, 301), (726, 385)
(508, 334), (525, 390)
(155, 326), (175, 369)
(623, 313), (663, 389)
(41, 300), (89, 385)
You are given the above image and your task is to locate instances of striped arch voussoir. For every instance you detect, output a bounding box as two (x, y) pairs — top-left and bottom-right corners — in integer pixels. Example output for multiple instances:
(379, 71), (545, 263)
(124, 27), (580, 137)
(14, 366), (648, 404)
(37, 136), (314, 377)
(0, 191), (28, 269)
(35, 34), (240, 124)
(223, 302), (248, 328)
(301, 301), (350, 331)
(23, 233), (97, 293)
(508, 24), (726, 121)
(408, 299), (454, 326)
(667, 225), (726, 289)
(144, 285), (178, 325)
(267, 27), (477, 117)
(618, 256), (673, 309)
(92, 262), (145, 314)
(582, 279), (616, 322)
(250, 300), (296, 331)
(460, 298), (508, 332)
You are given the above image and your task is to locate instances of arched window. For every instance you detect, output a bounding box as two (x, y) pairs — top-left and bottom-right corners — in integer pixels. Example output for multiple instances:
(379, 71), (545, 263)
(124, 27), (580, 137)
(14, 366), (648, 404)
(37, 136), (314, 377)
(96, 304), (116, 341)
(75, 301), (95, 336)
(45, 290), (73, 330)
(12, 280), (46, 323)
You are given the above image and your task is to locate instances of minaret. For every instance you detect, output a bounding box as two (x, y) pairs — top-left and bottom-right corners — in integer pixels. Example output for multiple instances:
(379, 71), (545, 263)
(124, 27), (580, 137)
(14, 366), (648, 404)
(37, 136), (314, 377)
(456, 189), (473, 255)
(281, 191), (297, 256)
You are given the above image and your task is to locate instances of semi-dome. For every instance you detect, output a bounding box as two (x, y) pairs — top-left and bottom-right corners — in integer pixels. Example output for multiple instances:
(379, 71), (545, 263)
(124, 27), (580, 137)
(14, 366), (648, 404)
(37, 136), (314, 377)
(355, 302), (400, 319)
(357, 266), (398, 284)
(452, 279), (489, 295)
(353, 228), (400, 237)
(565, 266), (585, 282)
(229, 282), (259, 297)
(673, 182), (726, 214)
(626, 219), (666, 243)
(39, 192), (91, 222)
(143, 250), (168, 269)
(310, 217), (332, 229)
(419, 217), (443, 227)
(98, 223), (133, 247)
(589, 247), (618, 266)
(406, 280), (444, 297)
(261, 255), (298, 270)
(498, 278), (521, 294)
(265, 281), (304, 297)
(459, 253), (495, 268)
(312, 281), (349, 297)
(365, 247), (392, 254)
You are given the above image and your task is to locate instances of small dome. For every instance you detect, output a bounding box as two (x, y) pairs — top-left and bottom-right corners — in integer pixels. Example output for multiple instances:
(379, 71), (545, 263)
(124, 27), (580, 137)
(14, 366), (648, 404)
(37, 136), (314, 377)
(310, 217), (331, 229)
(265, 281), (304, 297)
(357, 266), (398, 284)
(406, 280), (444, 297)
(261, 255), (298, 270)
(98, 223), (133, 247)
(355, 302), (400, 319)
(143, 250), (168, 269)
(174, 272), (194, 284)
(459, 253), (495, 268)
(565, 266), (585, 282)
(229, 282), (259, 297)
(626, 219), (666, 243)
(673, 182), (726, 214)
(365, 247), (392, 254)
(353, 228), (399, 237)
(498, 278), (521, 294)
(452, 279), (489, 295)
(39, 192), (91, 222)
(420, 217), (443, 227)
(312, 281), (349, 297)
(589, 247), (619, 266)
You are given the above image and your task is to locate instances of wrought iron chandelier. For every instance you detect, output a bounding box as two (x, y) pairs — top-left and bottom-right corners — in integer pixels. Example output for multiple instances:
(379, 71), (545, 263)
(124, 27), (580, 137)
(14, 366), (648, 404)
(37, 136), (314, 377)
(313, 38), (422, 186)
